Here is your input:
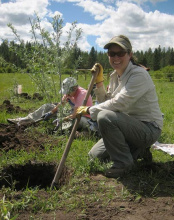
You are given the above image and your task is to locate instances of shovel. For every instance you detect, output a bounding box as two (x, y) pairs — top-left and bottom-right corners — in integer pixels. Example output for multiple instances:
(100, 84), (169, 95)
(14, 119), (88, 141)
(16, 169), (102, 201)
(50, 67), (99, 190)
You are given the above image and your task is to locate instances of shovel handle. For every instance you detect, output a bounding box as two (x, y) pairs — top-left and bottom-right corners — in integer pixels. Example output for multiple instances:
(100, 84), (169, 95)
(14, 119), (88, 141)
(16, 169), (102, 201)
(50, 68), (99, 190)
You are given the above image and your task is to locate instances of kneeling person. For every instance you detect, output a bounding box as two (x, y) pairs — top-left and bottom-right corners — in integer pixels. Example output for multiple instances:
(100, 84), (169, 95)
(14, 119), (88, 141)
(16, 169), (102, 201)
(8, 77), (93, 132)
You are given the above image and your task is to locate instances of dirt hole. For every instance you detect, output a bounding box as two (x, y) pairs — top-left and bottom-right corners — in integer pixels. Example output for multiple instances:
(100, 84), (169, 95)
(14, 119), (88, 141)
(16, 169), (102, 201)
(0, 161), (71, 190)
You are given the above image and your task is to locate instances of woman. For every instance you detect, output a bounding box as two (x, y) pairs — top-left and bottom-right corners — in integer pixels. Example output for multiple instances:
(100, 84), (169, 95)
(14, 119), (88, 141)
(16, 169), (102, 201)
(8, 77), (92, 132)
(76, 35), (163, 178)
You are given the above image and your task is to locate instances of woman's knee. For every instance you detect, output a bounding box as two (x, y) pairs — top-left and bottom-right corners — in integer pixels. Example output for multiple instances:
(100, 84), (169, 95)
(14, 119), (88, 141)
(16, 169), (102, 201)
(97, 110), (110, 124)
(88, 146), (109, 161)
(97, 110), (119, 126)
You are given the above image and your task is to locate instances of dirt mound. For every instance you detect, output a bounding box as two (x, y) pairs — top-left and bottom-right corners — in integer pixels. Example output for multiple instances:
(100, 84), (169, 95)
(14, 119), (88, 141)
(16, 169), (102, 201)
(0, 123), (60, 153)
(0, 99), (29, 113)
(0, 97), (43, 114)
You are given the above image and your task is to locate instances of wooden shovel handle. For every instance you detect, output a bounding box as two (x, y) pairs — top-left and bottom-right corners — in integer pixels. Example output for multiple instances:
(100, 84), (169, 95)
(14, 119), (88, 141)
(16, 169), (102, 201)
(50, 68), (99, 190)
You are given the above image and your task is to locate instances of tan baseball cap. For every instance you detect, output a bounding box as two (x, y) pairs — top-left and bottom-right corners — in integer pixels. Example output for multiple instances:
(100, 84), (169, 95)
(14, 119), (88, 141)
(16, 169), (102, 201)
(104, 35), (132, 51)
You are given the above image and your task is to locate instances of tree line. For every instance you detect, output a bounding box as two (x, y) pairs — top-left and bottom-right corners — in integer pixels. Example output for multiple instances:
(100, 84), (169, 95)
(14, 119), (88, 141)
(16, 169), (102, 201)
(0, 40), (174, 73)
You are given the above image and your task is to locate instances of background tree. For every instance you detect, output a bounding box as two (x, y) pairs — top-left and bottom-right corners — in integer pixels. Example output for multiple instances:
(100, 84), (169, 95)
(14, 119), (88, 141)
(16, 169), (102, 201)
(153, 48), (161, 71)
(97, 51), (110, 71)
(169, 48), (174, 66)
(145, 48), (153, 70)
(7, 14), (82, 102)
(0, 40), (10, 62)
(88, 46), (97, 68)
(161, 47), (166, 68)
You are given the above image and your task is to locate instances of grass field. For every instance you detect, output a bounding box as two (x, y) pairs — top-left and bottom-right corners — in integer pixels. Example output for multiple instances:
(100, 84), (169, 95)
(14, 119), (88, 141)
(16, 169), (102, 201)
(0, 72), (174, 220)
(1, 73), (173, 142)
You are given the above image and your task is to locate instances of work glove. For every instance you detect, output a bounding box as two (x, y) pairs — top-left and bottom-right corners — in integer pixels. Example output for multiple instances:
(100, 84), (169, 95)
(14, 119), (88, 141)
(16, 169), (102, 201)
(41, 111), (53, 121)
(91, 63), (104, 84)
(76, 106), (90, 116)
(64, 116), (71, 121)
(52, 118), (60, 132)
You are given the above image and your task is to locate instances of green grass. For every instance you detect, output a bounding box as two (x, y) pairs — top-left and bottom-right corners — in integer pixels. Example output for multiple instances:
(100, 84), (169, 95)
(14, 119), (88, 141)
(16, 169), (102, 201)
(154, 80), (174, 143)
(1, 73), (174, 219)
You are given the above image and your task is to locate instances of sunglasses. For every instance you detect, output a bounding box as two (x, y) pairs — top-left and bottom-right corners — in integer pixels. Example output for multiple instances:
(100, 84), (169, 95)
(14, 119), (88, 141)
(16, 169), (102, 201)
(107, 50), (127, 57)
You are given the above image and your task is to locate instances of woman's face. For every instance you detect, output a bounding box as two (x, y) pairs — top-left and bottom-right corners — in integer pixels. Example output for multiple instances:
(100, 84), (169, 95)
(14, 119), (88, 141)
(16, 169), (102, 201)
(67, 88), (76, 97)
(108, 44), (132, 76)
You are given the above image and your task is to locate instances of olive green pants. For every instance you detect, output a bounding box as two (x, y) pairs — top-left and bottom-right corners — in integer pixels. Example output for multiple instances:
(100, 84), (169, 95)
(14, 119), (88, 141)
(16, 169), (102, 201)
(89, 110), (161, 168)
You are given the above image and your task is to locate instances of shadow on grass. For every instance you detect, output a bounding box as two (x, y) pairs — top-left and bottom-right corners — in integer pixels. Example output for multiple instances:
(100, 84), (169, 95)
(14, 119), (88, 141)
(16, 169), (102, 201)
(119, 160), (174, 197)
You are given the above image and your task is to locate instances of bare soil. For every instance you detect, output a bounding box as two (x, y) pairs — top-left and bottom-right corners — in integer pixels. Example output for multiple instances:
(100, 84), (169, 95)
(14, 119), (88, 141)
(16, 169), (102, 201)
(0, 100), (174, 220)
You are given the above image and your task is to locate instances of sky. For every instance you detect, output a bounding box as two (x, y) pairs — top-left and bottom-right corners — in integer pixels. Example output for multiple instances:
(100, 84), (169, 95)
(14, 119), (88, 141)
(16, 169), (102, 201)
(0, 0), (174, 52)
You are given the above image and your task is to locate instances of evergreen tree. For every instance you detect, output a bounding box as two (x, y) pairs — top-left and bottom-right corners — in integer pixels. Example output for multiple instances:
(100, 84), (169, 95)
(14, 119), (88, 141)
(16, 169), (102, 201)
(169, 48), (174, 66)
(0, 40), (10, 62)
(153, 48), (161, 71)
(80, 51), (89, 69)
(161, 47), (166, 68)
(88, 46), (97, 68)
(165, 47), (171, 66)
(97, 51), (110, 70)
(146, 48), (153, 70)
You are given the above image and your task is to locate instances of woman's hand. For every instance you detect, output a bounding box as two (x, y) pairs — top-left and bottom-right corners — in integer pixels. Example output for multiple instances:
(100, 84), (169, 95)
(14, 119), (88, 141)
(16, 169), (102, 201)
(91, 63), (104, 84)
(76, 106), (90, 116)
(41, 111), (53, 120)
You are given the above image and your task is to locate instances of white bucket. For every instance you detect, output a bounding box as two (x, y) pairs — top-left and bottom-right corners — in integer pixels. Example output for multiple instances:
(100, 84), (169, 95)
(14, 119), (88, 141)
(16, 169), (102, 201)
(17, 85), (22, 94)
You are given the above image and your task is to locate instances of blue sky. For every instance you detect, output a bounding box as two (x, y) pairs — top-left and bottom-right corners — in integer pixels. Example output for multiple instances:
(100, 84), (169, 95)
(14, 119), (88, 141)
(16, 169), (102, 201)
(48, 0), (174, 23)
(47, 1), (96, 24)
(0, 0), (174, 52)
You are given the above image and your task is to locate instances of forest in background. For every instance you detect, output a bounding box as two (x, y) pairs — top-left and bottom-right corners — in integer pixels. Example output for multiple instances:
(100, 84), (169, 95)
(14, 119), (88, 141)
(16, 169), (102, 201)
(0, 40), (174, 74)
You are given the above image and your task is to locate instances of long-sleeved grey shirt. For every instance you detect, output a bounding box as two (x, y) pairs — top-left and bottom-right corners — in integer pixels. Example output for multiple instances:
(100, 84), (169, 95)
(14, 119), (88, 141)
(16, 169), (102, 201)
(89, 62), (163, 129)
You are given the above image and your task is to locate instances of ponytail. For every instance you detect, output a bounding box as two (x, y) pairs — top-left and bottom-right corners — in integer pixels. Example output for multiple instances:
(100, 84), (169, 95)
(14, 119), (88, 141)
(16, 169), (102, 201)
(130, 54), (150, 71)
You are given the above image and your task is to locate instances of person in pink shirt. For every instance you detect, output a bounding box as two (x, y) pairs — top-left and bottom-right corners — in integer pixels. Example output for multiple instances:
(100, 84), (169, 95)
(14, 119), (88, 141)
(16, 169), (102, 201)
(50, 77), (92, 131)
(7, 77), (93, 132)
